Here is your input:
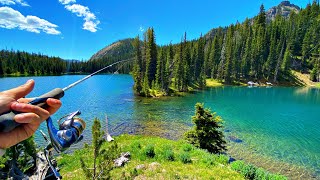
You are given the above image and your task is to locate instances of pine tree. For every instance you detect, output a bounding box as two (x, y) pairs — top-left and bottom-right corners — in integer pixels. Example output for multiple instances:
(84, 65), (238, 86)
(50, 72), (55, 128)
(145, 28), (158, 86)
(217, 36), (226, 81)
(184, 103), (226, 154)
(163, 51), (170, 94)
(195, 35), (205, 81)
(209, 35), (221, 79)
(132, 36), (143, 94)
(274, 40), (286, 82)
(80, 118), (119, 179)
(174, 41), (183, 91)
(182, 32), (192, 91)
(264, 20), (277, 80)
(281, 43), (293, 73)
(241, 22), (252, 79)
(224, 25), (234, 84)
(155, 48), (165, 90)
(142, 73), (150, 96)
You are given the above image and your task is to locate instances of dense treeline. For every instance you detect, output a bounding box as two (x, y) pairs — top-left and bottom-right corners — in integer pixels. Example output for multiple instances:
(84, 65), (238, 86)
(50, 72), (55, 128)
(133, 1), (320, 96)
(0, 50), (131, 76)
(0, 50), (66, 76)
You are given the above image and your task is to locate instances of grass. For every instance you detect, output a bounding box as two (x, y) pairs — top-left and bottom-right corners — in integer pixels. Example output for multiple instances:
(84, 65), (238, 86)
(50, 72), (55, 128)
(230, 161), (287, 180)
(291, 70), (315, 86)
(58, 134), (243, 179)
(58, 134), (287, 179)
(206, 78), (223, 87)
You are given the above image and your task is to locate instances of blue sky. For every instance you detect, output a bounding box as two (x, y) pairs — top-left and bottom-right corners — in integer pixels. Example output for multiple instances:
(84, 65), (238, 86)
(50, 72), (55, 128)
(0, 0), (311, 60)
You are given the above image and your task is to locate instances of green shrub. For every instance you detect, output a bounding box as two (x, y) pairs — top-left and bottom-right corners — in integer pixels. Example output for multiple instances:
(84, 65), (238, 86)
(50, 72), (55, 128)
(201, 154), (216, 166)
(144, 144), (155, 158)
(215, 155), (229, 165)
(163, 148), (175, 161)
(230, 161), (287, 180)
(231, 161), (256, 179)
(230, 160), (245, 171)
(130, 168), (139, 178)
(254, 168), (268, 180)
(80, 118), (120, 179)
(131, 141), (142, 149)
(242, 164), (257, 179)
(181, 143), (193, 152)
(179, 152), (192, 164)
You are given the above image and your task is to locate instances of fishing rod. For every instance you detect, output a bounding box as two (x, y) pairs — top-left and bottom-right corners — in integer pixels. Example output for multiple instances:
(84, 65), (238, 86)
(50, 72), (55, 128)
(0, 59), (130, 133)
(0, 59), (131, 179)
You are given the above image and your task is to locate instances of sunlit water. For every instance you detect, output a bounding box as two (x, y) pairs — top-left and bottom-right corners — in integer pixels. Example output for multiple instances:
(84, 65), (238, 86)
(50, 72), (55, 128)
(0, 75), (319, 179)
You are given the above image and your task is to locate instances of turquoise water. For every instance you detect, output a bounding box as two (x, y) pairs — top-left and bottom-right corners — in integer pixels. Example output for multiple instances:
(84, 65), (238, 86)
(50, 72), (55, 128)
(0, 75), (319, 178)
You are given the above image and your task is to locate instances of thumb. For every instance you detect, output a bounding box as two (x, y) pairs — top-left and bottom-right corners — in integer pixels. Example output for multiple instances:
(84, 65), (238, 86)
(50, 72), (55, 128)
(2, 79), (35, 100)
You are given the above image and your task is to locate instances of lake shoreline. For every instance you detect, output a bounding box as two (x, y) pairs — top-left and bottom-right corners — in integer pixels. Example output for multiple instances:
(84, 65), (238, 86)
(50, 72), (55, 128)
(119, 124), (319, 180)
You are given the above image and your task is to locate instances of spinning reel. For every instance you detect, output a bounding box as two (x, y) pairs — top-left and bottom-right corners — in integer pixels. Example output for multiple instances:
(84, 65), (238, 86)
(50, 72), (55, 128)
(41, 110), (86, 179)
(47, 110), (86, 153)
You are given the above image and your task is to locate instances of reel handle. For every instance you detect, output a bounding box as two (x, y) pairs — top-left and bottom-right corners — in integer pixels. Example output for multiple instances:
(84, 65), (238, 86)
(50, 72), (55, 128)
(0, 88), (64, 132)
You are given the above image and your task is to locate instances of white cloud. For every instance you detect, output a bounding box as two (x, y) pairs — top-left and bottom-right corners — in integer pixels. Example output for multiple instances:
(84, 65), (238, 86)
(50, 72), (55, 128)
(58, 0), (76, 5)
(139, 26), (145, 32)
(0, 6), (61, 35)
(0, 0), (29, 6)
(64, 4), (100, 32)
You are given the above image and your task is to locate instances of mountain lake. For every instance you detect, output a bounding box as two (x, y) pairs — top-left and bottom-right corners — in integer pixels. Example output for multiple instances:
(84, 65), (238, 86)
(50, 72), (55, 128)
(0, 75), (319, 179)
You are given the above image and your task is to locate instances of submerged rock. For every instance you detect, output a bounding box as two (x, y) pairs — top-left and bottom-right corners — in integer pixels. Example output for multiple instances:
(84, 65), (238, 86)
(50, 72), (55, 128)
(228, 136), (243, 143)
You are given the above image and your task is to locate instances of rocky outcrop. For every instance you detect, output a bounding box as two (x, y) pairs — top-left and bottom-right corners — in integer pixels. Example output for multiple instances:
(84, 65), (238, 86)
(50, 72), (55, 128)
(266, 1), (300, 21)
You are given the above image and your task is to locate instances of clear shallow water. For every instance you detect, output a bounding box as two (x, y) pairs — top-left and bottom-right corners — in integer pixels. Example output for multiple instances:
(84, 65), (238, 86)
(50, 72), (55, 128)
(0, 75), (319, 178)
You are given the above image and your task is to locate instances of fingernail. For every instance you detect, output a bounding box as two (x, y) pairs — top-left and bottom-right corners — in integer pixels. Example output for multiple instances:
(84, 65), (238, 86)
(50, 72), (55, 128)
(15, 114), (25, 119)
(26, 79), (34, 84)
(12, 102), (22, 109)
(53, 99), (60, 104)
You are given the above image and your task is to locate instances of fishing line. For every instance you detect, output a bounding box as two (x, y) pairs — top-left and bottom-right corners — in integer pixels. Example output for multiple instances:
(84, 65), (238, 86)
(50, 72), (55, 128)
(76, 59), (130, 112)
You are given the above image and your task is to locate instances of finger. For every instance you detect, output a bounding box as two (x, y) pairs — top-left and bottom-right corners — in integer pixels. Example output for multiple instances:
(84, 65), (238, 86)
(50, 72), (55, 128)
(1, 80), (35, 100)
(14, 113), (41, 124)
(17, 97), (35, 103)
(11, 102), (50, 121)
(46, 98), (62, 115)
(0, 123), (38, 148)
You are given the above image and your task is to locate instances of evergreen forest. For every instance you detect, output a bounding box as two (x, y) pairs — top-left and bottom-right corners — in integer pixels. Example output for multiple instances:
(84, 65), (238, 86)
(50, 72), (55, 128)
(132, 2), (320, 96)
(0, 50), (132, 76)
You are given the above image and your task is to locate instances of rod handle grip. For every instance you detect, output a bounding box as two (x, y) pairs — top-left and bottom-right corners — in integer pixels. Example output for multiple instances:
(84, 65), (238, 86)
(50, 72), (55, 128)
(0, 88), (64, 132)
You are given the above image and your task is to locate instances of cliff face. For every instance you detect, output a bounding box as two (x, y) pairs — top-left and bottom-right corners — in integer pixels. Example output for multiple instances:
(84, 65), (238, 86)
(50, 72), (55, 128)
(266, 1), (300, 21)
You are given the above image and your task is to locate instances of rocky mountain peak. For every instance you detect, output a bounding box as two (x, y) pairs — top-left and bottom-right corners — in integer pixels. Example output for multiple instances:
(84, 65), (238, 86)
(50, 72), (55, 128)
(266, 1), (300, 21)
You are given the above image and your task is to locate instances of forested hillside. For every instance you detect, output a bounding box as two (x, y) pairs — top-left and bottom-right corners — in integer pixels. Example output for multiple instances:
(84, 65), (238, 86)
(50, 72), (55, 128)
(90, 38), (135, 61)
(132, 1), (320, 96)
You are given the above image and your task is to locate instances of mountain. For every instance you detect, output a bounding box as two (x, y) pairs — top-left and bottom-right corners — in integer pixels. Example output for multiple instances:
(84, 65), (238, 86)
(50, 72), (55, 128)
(205, 1), (300, 40)
(90, 38), (135, 61)
(266, 1), (300, 22)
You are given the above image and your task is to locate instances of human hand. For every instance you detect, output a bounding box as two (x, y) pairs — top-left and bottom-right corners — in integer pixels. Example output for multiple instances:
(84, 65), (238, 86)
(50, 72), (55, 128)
(0, 80), (62, 149)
